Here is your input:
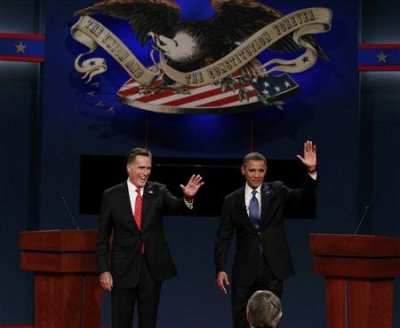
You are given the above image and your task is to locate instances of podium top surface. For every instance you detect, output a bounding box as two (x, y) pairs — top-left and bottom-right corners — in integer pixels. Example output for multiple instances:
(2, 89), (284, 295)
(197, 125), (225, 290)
(19, 229), (97, 252)
(309, 233), (400, 257)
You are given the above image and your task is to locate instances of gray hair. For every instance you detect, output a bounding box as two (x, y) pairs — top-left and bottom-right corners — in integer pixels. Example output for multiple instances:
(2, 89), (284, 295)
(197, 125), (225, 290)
(247, 290), (282, 328)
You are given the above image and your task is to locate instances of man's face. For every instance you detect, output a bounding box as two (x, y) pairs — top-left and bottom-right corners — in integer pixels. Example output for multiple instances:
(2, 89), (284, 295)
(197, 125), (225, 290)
(241, 159), (266, 189)
(127, 155), (152, 188)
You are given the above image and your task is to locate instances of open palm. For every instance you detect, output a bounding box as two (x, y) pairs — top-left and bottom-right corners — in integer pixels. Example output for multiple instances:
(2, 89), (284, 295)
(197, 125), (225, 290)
(297, 140), (317, 170)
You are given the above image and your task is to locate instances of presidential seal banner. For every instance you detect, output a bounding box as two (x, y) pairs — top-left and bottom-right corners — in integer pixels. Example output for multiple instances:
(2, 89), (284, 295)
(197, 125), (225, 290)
(70, 2), (332, 114)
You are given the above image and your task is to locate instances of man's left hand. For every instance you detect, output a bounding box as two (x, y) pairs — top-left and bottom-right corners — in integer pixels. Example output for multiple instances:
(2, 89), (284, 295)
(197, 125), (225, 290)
(180, 174), (204, 201)
(297, 140), (317, 172)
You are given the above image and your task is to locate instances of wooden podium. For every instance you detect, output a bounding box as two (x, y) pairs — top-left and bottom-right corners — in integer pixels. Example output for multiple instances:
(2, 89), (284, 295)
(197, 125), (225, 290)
(309, 233), (400, 328)
(19, 230), (102, 328)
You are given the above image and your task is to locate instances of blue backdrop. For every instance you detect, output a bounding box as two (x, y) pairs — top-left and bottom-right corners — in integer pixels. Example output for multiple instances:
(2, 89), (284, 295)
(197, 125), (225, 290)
(39, 1), (359, 327)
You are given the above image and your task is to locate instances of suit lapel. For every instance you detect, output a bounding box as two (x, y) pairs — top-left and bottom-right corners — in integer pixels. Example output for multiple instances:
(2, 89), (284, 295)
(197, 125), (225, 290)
(119, 182), (136, 226)
(260, 183), (272, 225)
(236, 187), (257, 231)
(141, 182), (156, 231)
(237, 187), (247, 218)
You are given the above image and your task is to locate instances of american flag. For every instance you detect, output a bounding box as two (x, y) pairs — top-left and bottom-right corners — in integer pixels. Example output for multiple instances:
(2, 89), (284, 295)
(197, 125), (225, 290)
(117, 70), (299, 113)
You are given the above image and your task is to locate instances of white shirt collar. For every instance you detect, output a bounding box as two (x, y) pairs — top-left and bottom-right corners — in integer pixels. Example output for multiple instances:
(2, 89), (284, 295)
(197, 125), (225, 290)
(127, 178), (142, 195)
(245, 183), (261, 195)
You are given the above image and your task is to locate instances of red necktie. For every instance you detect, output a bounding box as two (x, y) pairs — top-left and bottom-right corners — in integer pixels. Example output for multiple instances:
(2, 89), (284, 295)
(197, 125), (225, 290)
(134, 188), (142, 230)
(134, 188), (144, 253)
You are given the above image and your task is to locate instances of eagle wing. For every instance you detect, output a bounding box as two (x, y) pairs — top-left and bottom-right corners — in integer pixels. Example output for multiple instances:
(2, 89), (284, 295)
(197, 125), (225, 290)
(74, 0), (180, 44)
(210, 0), (328, 59)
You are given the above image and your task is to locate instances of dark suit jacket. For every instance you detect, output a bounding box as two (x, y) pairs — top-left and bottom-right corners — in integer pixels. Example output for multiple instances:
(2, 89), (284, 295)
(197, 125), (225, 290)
(214, 175), (317, 285)
(96, 180), (188, 288)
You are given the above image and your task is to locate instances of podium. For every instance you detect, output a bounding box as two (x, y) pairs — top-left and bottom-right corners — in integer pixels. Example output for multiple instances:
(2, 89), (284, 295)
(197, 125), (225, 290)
(309, 233), (400, 328)
(19, 230), (102, 328)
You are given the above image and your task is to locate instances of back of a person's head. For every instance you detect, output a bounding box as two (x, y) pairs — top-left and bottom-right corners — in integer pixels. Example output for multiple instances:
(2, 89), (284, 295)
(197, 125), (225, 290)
(247, 290), (282, 328)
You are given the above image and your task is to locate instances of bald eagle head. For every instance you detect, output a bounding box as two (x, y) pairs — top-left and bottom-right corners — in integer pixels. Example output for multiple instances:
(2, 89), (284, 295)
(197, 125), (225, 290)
(149, 30), (200, 65)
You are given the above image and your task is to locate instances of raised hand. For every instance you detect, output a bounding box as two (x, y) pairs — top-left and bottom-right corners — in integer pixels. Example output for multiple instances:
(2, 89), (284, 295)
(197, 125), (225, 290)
(296, 140), (317, 172)
(180, 174), (204, 201)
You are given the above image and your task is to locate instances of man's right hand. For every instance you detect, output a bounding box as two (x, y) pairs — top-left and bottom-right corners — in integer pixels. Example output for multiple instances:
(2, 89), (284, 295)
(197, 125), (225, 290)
(100, 271), (113, 291)
(216, 271), (230, 295)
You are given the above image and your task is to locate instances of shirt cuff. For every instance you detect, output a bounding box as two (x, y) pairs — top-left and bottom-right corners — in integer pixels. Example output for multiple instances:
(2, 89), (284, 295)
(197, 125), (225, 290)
(184, 198), (194, 209)
(308, 171), (318, 180)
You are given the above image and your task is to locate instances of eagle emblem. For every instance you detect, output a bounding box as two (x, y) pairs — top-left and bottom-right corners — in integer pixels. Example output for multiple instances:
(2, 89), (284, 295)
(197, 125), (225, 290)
(71, 0), (332, 114)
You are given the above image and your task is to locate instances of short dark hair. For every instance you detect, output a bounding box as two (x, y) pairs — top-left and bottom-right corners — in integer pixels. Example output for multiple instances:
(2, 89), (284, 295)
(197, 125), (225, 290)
(247, 290), (281, 328)
(127, 147), (152, 164)
(242, 152), (267, 166)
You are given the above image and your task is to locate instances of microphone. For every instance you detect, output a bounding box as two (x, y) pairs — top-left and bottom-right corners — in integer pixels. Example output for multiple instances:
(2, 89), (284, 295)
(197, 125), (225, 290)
(353, 205), (370, 235)
(60, 195), (81, 230)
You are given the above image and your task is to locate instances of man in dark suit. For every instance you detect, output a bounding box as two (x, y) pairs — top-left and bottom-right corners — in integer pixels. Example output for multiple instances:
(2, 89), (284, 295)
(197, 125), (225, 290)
(215, 140), (317, 328)
(96, 147), (204, 328)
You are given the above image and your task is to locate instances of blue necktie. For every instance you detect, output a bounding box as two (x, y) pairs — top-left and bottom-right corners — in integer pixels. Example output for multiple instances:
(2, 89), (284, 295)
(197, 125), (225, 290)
(249, 189), (260, 230)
